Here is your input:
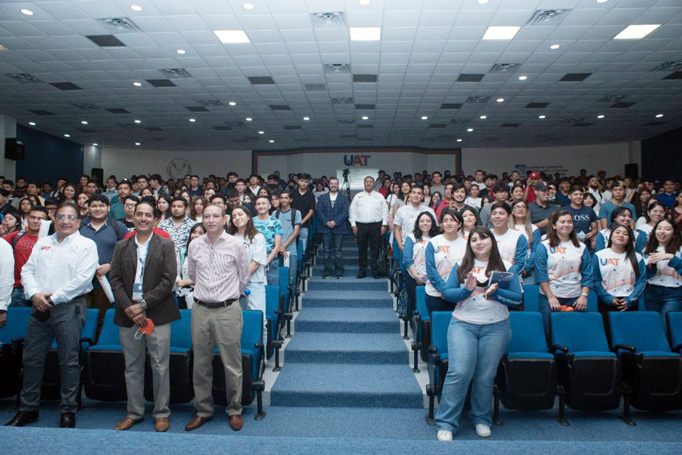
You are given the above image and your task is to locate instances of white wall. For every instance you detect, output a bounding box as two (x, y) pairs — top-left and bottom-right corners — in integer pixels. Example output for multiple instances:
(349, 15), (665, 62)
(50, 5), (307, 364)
(100, 147), (251, 180)
(461, 142), (639, 177)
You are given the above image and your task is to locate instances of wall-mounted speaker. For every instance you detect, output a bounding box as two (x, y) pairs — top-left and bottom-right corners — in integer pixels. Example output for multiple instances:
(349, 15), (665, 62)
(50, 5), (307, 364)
(4, 138), (25, 160)
(624, 163), (638, 179)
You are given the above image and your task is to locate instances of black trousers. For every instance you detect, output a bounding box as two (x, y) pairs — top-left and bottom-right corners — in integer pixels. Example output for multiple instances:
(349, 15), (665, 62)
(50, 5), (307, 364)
(356, 222), (382, 272)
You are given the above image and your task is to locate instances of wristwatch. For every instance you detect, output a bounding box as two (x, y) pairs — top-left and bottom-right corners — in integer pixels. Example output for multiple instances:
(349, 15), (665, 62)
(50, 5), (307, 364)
(139, 299), (147, 310)
(580, 292), (589, 298)
(46, 297), (54, 306)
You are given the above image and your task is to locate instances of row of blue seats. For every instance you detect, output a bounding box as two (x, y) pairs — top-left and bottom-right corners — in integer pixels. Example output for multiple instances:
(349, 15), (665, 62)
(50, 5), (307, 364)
(425, 310), (682, 426)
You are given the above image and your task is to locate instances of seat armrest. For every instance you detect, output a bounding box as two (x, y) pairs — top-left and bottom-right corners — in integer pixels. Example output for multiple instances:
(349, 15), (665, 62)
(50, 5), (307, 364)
(613, 344), (636, 353)
(552, 344), (569, 354)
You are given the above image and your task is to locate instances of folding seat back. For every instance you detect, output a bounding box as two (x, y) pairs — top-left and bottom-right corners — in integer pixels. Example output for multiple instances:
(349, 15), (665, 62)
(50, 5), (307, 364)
(425, 311), (451, 424)
(84, 309), (127, 401)
(550, 312), (620, 413)
(609, 312), (682, 411)
(497, 312), (556, 414)
(522, 285), (540, 312)
(669, 312), (682, 353)
(279, 266), (290, 313)
(0, 307), (32, 398)
(265, 285), (281, 358)
(412, 285), (432, 362)
(145, 309), (194, 404)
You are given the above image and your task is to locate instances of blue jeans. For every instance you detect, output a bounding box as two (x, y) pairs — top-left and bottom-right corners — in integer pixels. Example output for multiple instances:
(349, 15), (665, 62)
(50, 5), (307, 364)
(322, 232), (344, 275)
(299, 227), (309, 253)
(11, 286), (30, 307)
(266, 257), (279, 286)
(435, 317), (511, 434)
(645, 285), (682, 319)
(538, 295), (578, 336)
(284, 248), (298, 292)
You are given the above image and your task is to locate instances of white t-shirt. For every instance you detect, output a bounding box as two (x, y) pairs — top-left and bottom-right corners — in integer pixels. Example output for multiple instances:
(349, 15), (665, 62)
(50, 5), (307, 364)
(405, 233), (429, 281)
(595, 249), (642, 297)
(647, 246), (682, 288)
(539, 239), (587, 298)
(235, 232), (267, 284)
(453, 259), (513, 325)
(426, 234), (467, 297)
(393, 203), (437, 244)
(494, 228), (524, 266)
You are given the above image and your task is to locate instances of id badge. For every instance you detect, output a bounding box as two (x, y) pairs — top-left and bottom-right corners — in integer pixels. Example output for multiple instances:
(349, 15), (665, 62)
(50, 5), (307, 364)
(132, 282), (143, 301)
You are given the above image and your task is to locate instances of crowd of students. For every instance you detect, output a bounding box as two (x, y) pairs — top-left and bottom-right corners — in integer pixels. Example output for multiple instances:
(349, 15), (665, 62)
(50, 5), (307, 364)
(0, 168), (680, 439)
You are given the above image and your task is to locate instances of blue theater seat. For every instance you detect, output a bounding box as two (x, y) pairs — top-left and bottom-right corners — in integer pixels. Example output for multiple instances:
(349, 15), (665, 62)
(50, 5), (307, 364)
(0, 307), (32, 400)
(84, 309), (127, 401)
(410, 285), (429, 372)
(523, 285), (540, 312)
(265, 285), (284, 371)
(425, 311), (451, 425)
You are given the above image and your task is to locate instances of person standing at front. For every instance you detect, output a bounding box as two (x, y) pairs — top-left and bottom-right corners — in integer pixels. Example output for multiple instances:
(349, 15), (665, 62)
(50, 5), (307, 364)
(349, 176), (388, 279)
(110, 200), (179, 432)
(5, 202), (98, 428)
(316, 177), (350, 278)
(184, 204), (250, 432)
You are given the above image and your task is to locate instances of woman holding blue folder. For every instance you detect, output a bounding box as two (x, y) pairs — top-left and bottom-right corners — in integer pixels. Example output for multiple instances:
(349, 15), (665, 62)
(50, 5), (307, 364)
(435, 226), (523, 442)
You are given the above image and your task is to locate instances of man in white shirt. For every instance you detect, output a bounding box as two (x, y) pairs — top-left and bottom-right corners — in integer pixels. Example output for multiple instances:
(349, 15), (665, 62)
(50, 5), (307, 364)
(349, 176), (388, 279)
(5, 202), (98, 429)
(394, 186), (437, 252)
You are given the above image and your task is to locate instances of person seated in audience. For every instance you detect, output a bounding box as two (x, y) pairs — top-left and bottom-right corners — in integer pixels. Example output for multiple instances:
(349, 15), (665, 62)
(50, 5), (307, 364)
(18, 197), (34, 229)
(459, 207), (480, 241)
(563, 185), (599, 245)
(121, 195), (139, 230)
(156, 194), (171, 223)
(190, 197), (204, 222)
(510, 200), (541, 285)
(592, 224), (647, 320)
(595, 207), (646, 253)
(599, 181), (636, 230)
(25, 182), (46, 206)
(403, 211), (439, 317)
(656, 180), (679, 209)
(635, 201), (667, 244)
(535, 210), (593, 333)
(424, 209), (466, 314)
(529, 182), (559, 236)
(435, 226), (523, 441)
(76, 192), (89, 218)
(643, 219), (682, 317)
(1, 208), (21, 237)
(394, 186), (437, 256)
(479, 184), (510, 228)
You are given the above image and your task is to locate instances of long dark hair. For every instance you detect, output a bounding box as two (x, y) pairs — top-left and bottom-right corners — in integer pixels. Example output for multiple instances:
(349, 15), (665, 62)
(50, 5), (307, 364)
(634, 188), (652, 218)
(458, 226), (506, 282)
(606, 223), (640, 278)
(228, 206), (259, 241)
(644, 219), (682, 255)
(413, 211), (439, 241)
(185, 223), (205, 251)
(610, 206), (632, 224)
(157, 194), (172, 219)
(439, 207), (463, 225)
(547, 210), (580, 248)
(643, 200), (666, 224)
(459, 207), (481, 231)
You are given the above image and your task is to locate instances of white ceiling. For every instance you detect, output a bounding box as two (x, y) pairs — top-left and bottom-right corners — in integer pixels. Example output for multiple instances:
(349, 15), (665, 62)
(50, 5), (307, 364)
(0, 0), (681, 150)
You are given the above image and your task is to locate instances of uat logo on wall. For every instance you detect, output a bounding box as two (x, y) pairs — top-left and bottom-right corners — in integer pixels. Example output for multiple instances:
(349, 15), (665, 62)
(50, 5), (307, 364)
(343, 154), (370, 166)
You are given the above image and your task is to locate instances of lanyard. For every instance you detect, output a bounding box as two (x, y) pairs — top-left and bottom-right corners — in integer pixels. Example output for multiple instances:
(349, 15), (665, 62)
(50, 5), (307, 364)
(136, 238), (150, 287)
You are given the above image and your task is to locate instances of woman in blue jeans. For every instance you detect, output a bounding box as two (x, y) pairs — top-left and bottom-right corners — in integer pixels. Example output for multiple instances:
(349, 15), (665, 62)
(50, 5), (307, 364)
(435, 226), (523, 441)
(643, 219), (682, 317)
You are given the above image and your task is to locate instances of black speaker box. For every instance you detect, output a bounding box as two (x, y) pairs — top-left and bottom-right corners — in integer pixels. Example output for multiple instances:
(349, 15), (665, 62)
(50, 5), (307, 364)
(4, 138), (25, 160)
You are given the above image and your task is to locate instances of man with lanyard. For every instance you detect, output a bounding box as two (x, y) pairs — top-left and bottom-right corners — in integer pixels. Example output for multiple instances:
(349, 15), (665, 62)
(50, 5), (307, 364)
(291, 173), (315, 253)
(316, 177), (350, 278)
(184, 204), (249, 432)
(5, 202), (98, 428)
(158, 196), (197, 255)
(394, 186), (437, 254)
(110, 200), (179, 432)
(79, 195), (127, 323)
(349, 176), (388, 279)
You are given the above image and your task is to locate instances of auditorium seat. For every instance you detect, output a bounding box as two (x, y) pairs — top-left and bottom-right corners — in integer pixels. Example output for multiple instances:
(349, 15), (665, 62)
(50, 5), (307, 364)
(494, 312), (556, 424)
(669, 312), (682, 353)
(522, 285), (540, 312)
(265, 285), (283, 371)
(144, 309), (193, 404)
(0, 307), (32, 400)
(410, 285), (429, 372)
(212, 309), (266, 420)
(280, 266), (294, 338)
(425, 311), (451, 425)
(608, 312), (682, 423)
(551, 312), (621, 425)
(84, 309), (127, 401)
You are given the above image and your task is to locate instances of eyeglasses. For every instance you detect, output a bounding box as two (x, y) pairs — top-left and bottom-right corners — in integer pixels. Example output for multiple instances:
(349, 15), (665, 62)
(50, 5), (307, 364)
(56, 214), (78, 220)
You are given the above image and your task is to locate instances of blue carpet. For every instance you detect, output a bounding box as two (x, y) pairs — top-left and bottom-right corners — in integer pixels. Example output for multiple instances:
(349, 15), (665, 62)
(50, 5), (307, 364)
(301, 290), (393, 308)
(293, 307), (399, 333)
(307, 278), (387, 291)
(284, 333), (409, 364)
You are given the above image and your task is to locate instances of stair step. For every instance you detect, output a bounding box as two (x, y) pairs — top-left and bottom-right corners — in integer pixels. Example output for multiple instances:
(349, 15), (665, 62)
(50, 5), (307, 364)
(302, 290), (393, 308)
(307, 278), (387, 291)
(294, 307), (399, 333)
(285, 332), (408, 364)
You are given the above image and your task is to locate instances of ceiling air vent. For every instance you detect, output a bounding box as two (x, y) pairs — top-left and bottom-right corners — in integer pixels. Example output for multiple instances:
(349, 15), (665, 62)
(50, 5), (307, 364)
(338, 119), (355, 125)
(651, 61), (682, 72)
(225, 121), (245, 128)
(332, 97), (354, 105)
(311, 12), (346, 27)
(72, 103), (100, 110)
(5, 73), (43, 83)
(304, 83), (326, 91)
(147, 79), (176, 87)
(466, 96), (490, 104)
(489, 64), (521, 74)
(458, 74), (484, 82)
(355, 104), (375, 110)
(159, 68), (192, 79)
(527, 9), (570, 26)
(441, 103), (462, 109)
(199, 100), (223, 107)
(325, 64), (351, 74)
(96, 17), (142, 33)
(598, 94), (627, 102)
(29, 110), (54, 115)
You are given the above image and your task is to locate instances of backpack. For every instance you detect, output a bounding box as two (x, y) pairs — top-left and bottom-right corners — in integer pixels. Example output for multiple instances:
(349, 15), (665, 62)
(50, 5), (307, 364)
(275, 208), (299, 245)
(375, 236), (390, 278)
(396, 285), (410, 321)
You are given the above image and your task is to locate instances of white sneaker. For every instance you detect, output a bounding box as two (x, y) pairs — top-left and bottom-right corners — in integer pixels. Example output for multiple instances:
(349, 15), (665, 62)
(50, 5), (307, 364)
(437, 430), (453, 441)
(475, 424), (491, 438)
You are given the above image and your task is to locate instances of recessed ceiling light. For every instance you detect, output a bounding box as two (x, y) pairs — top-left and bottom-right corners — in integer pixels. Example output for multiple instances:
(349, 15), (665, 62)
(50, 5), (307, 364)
(467, 128), (474, 132)
(258, 130), (264, 134)
(655, 114), (664, 118)
(176, 49), (186, 55)
(518, 75), (528, 81)
(93, 143), (98, 146)
(482, 26), (520, 41)
(597, 0), (608, 3)
(538, 115), (546, 119)
(243, 3), (255, 10)
(245, 117), (253, 122)
(303, 116), (310, 121)
(133, 81), (142, 87)
(64, 134), (70, 138)
(421, 116), (428, 120)
(269, 139), (275, 143)
(350, 27), (381, 41)
(360, 0), (371, 5)
(0, 45), (7, 51)
(496, 98), (505, 103)
(228, 101), (237, 106)
(213, 30), (251, 44)
(81, 120), (88, 125)
(480, 115), (487, 119)
(20, 9), (34, 16)
(477, 0), (490, 4)
(134, 119), (141, 124)
(597, 114), (605, 119)
(28, 122), (36, 126)
(550, 44), (561, 50)
(361, 116), (369, 120)
(135, 142), (141, 146)
(457, 138), (463, 142)
(189, 118), (196, 122)
(130, 5), (143, 12)
(614, 24), (661, 40)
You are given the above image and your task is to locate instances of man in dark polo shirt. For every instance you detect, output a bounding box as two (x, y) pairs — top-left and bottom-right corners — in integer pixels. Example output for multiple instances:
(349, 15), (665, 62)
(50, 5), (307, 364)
(291, 173), (316, 251)
(529, 182), (559, 235)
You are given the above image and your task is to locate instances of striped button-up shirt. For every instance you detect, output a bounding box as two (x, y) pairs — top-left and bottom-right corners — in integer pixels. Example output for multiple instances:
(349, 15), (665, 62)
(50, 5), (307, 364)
(187, 231), (249, 303)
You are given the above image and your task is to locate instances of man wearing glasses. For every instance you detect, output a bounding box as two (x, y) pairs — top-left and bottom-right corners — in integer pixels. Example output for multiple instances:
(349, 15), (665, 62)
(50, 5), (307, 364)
(5, 202), (99, 429)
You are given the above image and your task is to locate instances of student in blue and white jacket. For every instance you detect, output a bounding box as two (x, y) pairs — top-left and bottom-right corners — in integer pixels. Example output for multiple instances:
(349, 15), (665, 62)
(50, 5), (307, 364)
(592, 224), (647, 318)
(510, 199), (541, 284)
(535, 210), (593, 334)
(424, 209), (467, 314)
(403, 211), (439, 317)
(595, 207), (646, 253)
(643, 219), (682, 317)
(489, 202), (527, 275)
(435, 226), (522, 442)
(635, 201), (666, 246)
